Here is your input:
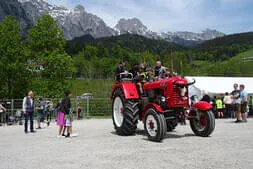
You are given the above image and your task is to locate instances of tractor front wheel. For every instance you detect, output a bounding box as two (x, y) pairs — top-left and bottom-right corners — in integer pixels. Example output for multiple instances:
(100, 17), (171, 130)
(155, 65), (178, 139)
(112, 88), (139, 135)
(144, 108), (167, 142)
(190, 110), (215, 137)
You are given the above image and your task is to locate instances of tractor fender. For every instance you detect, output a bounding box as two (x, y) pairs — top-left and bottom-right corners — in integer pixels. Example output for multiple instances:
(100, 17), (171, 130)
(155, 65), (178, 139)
(189, 101), (213, 116)
(142, 103), (164, 121)
(111, 83), (139, 99)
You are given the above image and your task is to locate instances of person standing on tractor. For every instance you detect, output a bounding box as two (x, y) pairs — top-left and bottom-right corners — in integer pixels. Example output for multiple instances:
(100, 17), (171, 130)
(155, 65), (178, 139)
(154, 61), (166, 80)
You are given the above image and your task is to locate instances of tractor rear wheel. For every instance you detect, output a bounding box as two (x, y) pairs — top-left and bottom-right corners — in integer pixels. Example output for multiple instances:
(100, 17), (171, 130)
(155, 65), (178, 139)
(190, 110), (215, 137)
(112, 88), (139, 135)
(144, 108), (167, 142)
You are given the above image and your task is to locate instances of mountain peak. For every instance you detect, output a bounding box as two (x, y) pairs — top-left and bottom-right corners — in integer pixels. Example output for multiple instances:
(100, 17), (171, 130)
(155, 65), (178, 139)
(74, 5), (85, 12)
(12, 0), (226, 46)
(115, 17), (149, 35)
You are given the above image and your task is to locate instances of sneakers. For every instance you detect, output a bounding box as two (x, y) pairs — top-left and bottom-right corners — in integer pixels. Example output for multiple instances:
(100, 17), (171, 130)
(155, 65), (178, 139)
(70, 133), (78, 137)
(235, 120), (243, 123)
(57, 135), (65, 138)
(57, 133), (78, 138)
(36, 127), (42, 129)
(30, 130), (36, 133)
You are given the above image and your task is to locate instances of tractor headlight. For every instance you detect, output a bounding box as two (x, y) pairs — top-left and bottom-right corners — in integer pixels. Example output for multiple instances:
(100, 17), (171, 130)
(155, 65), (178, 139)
(180, 87), (187, 100)
(161, 96), (166, 102)
(180, 87), (187, 97)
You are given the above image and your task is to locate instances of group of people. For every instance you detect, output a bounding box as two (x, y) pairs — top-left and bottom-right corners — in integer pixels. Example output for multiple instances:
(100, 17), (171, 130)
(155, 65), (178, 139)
(199, 83), (249, 123)
(22, 90), (75, 137)
(227, 83), (248, 123)
(115, 60), (175, 95)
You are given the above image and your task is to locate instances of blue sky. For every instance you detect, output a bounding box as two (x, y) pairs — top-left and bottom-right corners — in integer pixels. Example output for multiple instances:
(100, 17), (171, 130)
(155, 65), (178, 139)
(47, 0), (253, 34)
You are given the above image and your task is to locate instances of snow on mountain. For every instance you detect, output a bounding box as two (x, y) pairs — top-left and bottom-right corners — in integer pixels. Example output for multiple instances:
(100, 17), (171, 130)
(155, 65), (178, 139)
(18, 0), (116, 40)
(115, 18), (225, 44)
(14, 0), (225, 45)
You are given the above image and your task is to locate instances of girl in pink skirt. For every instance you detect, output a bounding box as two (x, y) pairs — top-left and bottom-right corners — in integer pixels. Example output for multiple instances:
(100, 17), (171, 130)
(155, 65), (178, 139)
(56, 100), (66, 138)
(57, 111), (66, 137)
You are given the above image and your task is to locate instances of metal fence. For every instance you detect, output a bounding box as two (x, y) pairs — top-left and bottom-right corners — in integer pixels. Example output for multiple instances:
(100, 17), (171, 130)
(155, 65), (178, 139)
(74, 98), (111, 117)
(0, 98), (112, 124)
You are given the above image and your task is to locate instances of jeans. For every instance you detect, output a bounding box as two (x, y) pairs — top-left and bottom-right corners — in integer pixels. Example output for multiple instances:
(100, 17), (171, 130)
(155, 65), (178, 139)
(46, 110), (52, 122)
(24, 111), (34, 132)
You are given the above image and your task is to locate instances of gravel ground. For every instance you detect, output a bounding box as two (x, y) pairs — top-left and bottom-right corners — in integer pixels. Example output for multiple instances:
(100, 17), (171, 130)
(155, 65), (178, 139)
(0, 118), (253, 169)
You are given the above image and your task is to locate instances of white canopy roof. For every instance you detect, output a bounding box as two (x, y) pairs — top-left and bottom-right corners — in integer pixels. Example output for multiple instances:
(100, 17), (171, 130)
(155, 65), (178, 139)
(186, 76), (253, 98)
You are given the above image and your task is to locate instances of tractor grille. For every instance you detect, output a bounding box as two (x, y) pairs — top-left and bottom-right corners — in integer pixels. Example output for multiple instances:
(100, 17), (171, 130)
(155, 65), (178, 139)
(172, 85), (186, 106)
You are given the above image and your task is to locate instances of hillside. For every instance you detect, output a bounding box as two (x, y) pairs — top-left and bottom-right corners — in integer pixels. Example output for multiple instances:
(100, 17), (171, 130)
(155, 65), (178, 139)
(67, 32), (253, 77)
(186, 48), (253, 76)
(66, 34), (187, 56)
(190, 32), (253, 61)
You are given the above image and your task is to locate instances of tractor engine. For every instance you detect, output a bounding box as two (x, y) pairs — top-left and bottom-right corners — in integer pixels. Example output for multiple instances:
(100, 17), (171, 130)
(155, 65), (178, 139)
(143, 76), (194, 131)
(144, 76), (191, 109)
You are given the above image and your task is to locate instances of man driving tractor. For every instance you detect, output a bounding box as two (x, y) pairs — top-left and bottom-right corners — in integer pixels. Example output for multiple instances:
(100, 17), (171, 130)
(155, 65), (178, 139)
(154, 61), (167, 80)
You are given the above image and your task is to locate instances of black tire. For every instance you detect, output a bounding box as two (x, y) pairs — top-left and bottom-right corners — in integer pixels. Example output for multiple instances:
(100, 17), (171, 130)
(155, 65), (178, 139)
(112, 88), (139, 135)
(190, 110), (215, 137)
(144, 108), (167, 142)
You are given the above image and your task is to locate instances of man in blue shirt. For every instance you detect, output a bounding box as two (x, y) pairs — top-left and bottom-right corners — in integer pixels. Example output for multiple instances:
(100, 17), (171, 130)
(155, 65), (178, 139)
(240, 84), (248, 122)
(36, 98), (46, 129)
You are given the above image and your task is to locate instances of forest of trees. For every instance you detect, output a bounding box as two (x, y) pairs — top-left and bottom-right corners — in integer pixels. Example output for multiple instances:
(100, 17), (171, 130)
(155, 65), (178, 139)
(0, 15), (74, 98)
(67, 32), (253, 78)
(0, 14), (253, 98)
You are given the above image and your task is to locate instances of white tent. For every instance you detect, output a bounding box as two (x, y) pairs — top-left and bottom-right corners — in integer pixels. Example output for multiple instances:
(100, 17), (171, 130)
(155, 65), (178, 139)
(185, 76), (253, 99)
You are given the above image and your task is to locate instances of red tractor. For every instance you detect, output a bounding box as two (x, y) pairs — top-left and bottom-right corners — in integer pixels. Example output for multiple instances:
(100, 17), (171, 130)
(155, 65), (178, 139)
(111, 74), (215, 142)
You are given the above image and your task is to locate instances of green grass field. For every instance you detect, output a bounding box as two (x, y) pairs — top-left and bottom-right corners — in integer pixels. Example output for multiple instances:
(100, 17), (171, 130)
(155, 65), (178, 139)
(188, 48), (253, 76)
(69, 78), (114, 98)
